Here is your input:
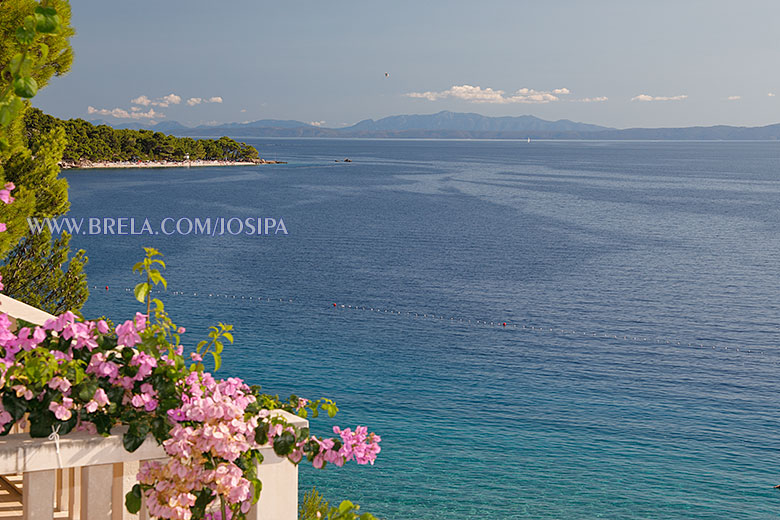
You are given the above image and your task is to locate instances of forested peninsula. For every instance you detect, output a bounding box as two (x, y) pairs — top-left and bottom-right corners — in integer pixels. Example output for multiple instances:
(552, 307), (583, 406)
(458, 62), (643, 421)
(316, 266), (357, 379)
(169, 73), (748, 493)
(23, 108), (280, 168)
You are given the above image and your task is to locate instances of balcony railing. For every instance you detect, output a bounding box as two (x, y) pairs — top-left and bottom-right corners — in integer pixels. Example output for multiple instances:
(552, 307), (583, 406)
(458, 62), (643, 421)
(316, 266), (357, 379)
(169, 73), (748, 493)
(0, 295), (308, 520)
(0, 409), (307, 520)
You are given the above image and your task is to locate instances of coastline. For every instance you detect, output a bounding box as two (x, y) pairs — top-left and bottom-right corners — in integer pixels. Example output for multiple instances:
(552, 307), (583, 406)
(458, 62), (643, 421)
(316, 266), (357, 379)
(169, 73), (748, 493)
(60, 159), (286, 170)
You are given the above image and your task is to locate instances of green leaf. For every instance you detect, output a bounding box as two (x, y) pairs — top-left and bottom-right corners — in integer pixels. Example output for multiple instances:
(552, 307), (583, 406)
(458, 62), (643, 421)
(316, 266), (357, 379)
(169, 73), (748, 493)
(2, 394), (27, 422)
(338, 501), (355, 513)
(92, 413), (112, 435)
(222, 332), (233, 343)
(134, 282), (150, 303)
(15, 27), (35, 44)
(8, 96), (23, 113)
(250, 477), (262, 502)
(76, 380), (98, 402)
(323, 403), (338, 418)
(149, 270), (167, 288)
(12, 76), (37, 98)
(272, 431), (296, 456)
(107, 386), (124, 404)
(0, 105), (12, 128)
(28, 409), (56, 438)
(254, 424), (268, 445)
(125, 484), (142, 514)
(34, 6), (61, 33)
(123, 423), (150, 452)
(192, 488), (214, 519)
(13, 56), (33, 78)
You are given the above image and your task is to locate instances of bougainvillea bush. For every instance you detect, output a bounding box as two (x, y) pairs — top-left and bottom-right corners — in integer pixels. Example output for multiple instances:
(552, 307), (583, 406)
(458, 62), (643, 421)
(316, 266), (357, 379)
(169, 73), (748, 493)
(0, 248), (380, 520)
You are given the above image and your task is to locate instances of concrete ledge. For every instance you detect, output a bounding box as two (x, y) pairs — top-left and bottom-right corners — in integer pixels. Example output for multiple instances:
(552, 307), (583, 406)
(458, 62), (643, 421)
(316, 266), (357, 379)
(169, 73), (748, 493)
(0, 295), (55, 327)
(0, 410), (308, 474)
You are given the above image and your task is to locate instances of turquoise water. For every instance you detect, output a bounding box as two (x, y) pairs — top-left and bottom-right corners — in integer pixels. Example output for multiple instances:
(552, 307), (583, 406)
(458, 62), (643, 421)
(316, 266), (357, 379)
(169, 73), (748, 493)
(67, 140), (780, 518)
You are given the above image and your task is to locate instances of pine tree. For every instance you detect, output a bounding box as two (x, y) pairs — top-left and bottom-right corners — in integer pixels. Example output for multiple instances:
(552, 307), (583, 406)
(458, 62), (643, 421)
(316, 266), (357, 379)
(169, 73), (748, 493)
(0, 0), (88, 314)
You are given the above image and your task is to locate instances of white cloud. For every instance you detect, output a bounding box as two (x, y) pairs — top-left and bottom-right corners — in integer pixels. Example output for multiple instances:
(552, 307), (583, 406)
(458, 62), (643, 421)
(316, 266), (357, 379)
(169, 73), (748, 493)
(308, 121), (326, 127)
(576, 96), (608, 103)
(407, 85), (503, 102)
(88, 106), (162, 120)
(131, 95), (152, 106)
(631, 94), (688, 102)
(768, 93), (776, 97)
(726, 95), (741, 101)
(160, 93), (181, 106)
(131, 93), (181, 108)
(406, 84), (570, 104)
(187, 96), (223, 106)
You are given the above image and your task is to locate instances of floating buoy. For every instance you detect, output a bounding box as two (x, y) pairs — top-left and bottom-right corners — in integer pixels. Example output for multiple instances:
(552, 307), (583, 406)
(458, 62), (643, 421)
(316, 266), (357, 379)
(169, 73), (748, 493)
(503, 322), (506, 327)
(332, 303), (337, 307)
(105, 286), (109, 290)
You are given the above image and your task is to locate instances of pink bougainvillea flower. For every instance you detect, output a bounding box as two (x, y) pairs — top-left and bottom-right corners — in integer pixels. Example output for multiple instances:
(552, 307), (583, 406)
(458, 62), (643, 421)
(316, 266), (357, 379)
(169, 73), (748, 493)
(47, 376), (72, 394)
(0, 183), (14, 204)
(48, 398), (73, 421)
(115, 319), (141, 347)
(96, 319), (110, 334)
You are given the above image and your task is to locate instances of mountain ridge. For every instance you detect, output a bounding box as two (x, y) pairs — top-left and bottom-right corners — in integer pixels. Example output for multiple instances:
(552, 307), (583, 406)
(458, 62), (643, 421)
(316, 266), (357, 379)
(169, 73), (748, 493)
(89, 111), (780, 140)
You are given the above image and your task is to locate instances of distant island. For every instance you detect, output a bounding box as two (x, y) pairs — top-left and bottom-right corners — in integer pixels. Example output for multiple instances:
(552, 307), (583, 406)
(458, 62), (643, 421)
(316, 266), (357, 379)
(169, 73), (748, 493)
(24, 109), (284, 169)
(96, 110), (780, 141)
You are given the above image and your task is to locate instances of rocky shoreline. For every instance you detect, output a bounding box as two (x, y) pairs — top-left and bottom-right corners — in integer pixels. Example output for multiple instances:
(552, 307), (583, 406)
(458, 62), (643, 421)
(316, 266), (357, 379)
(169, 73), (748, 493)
(60, 158), (286, 169)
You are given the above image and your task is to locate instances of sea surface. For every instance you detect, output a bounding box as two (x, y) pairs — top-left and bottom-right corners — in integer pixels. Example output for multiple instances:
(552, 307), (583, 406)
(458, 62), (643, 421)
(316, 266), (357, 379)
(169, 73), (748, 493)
(66, 139), (780, 519)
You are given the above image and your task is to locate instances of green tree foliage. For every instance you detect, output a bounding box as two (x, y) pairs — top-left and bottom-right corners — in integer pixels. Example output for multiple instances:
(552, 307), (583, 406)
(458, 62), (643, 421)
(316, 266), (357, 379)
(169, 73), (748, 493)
(0, 0), (88, 314)
(24, 108), (261, 163)
(0, 0), (73, 155)
(299, 488), (378, 520)
(0, 231), (87, 314)
(0, 0), (73, 255)
(0, 0), (74, 92)
(1, 125), (87, 314)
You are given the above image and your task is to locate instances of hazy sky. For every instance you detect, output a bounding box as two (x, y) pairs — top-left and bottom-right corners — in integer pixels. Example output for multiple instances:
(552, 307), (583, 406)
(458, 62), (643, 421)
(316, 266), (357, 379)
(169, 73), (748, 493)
(33, 0), (780, 129)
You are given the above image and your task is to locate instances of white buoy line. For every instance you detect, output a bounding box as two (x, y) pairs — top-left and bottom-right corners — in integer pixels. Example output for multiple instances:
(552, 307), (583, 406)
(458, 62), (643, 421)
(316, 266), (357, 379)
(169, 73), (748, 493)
(88, 285), (779, 364)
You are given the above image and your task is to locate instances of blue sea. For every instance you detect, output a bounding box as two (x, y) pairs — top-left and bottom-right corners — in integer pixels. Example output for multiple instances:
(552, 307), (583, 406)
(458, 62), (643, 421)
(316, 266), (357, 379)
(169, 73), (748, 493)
(65, 139), (780, 519)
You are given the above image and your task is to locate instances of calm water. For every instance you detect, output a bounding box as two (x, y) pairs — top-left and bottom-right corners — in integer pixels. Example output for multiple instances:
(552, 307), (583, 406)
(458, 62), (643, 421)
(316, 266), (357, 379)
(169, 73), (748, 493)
(66, 140), (780, 519)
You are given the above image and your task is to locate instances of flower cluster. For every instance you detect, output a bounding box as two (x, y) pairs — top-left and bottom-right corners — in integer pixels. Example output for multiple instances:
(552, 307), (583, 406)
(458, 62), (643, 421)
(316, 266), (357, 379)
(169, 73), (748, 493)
(0, 181), (13, 235)
(0, 253), (381, 520)
(138, 372), (260, 519)
(0, 308), (155, 435)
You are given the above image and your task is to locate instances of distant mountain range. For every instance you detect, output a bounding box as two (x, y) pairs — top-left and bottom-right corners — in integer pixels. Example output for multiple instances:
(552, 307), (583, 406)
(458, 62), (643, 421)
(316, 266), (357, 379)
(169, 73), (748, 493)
(89, 111), (780, 140)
